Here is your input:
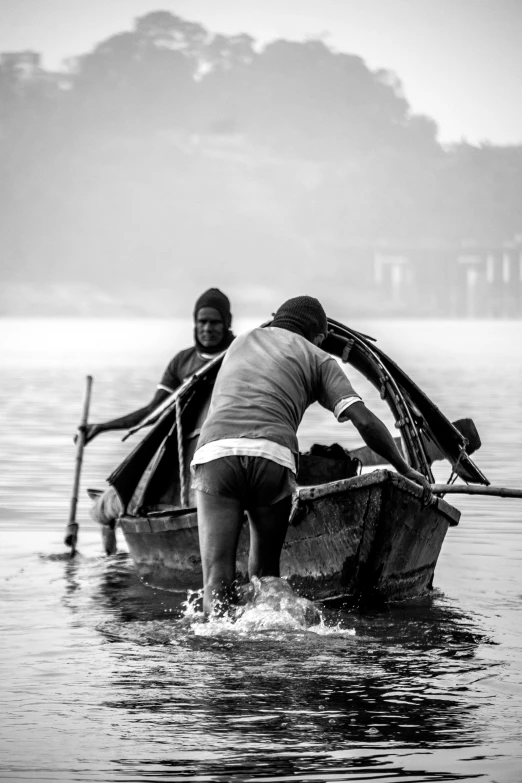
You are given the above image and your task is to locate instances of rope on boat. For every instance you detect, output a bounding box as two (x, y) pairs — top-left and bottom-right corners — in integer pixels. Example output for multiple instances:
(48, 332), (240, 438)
(175, 395), (189, 508)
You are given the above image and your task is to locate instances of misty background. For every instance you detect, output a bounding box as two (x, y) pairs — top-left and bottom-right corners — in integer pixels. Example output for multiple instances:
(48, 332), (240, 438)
(1, 7), (521, 318)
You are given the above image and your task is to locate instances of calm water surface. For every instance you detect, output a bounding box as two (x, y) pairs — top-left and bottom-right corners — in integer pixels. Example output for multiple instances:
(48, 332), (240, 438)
(1, 318), (522, 782)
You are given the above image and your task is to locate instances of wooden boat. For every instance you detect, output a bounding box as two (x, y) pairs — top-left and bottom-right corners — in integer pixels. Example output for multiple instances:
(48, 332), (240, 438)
(101, 318), (488, 607)
(120, 470), (460, 606)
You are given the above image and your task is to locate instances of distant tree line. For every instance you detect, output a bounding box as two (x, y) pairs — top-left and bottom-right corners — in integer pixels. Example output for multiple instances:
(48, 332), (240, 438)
(1, 11), (521, 291)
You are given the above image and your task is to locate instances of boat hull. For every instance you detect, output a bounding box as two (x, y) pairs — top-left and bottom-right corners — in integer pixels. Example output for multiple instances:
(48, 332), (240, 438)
(119, 470), (460, 607)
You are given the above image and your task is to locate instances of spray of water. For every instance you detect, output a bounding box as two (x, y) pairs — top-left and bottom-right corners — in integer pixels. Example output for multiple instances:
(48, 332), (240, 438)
(187, 577), (355, 639)
(95, 578), (355, 645)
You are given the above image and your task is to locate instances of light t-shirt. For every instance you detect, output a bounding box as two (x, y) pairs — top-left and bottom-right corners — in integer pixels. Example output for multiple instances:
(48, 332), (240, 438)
(192, 393), (361, 473)
(192, 326), (361, 470)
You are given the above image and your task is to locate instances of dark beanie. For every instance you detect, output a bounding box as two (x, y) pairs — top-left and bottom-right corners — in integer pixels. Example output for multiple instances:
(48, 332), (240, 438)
(193, 288), (232, 328)
(271, 296), (328, 341)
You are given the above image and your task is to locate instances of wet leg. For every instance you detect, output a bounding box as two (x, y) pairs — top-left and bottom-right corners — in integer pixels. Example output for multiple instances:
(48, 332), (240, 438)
(196, 490), (244, 615)
(248, 495), (292, 579)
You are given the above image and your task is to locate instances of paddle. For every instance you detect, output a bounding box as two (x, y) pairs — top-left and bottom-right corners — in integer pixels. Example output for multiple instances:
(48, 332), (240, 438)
(64, 375), (93, 556)
(431, 484), (522, 499)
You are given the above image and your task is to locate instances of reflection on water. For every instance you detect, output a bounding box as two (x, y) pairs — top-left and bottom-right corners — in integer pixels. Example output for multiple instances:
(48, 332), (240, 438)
(25, 536), (497, 781)
(1, 319), (522, 781)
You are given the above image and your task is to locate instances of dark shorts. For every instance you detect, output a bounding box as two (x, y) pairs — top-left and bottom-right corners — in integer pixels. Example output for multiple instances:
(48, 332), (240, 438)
(191, 456), (297, 507)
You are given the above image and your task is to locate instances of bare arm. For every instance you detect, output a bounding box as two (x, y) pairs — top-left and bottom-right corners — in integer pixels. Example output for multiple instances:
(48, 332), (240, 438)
(339, 401), (431, 490)
(78, 388), (170, 444)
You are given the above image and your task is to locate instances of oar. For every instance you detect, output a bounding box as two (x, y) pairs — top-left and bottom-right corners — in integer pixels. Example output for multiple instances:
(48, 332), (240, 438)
(431, 484), (522, 499)
(64, 375), (93, 556)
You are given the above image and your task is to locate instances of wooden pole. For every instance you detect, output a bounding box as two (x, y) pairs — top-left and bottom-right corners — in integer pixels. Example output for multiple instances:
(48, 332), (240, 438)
(65, 375), (93, 556)
(431, 483), (522, 499)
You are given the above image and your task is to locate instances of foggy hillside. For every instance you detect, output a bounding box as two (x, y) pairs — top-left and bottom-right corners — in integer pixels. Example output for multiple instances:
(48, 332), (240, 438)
(1, 11), (521, 316)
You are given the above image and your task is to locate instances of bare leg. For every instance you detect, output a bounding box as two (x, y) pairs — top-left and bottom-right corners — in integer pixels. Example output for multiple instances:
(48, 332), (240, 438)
(248, 495), (292, 579)
(196, 490), (244, 615)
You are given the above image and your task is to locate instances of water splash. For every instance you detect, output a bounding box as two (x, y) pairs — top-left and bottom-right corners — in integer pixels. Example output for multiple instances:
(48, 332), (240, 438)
(92, 579), (355, 646)
(183, 588), (205, 617)
(190, 577), (355, 639)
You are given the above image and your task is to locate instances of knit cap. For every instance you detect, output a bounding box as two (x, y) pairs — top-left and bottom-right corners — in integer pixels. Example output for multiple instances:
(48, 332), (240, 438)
(271, 296), (328, 341)
(194, 288), (232, 328)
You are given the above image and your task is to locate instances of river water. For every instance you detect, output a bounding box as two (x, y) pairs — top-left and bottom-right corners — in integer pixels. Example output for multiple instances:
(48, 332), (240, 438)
(1, 317), (522, 783)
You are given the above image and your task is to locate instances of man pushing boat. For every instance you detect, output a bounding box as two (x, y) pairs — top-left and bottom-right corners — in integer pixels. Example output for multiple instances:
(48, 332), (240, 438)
(190, 295), (432, 616)
(77, 288), (235, 444)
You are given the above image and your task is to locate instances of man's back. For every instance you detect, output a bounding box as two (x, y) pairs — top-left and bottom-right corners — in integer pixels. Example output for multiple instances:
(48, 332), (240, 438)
(198, 326), (359, 454)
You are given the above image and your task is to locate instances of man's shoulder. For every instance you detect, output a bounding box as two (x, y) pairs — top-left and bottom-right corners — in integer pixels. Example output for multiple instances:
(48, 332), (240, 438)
(226, 328), (261, 350)
(267, 327), (332, 361)
(170, 345), (198, 365)
(160, 345), (207, 391)
(161, 346), (199, 381)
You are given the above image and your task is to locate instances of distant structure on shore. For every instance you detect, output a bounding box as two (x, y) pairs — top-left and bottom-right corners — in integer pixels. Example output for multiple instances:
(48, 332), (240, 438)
(371, 238), (522, 318)
(0, 50), (72, 90)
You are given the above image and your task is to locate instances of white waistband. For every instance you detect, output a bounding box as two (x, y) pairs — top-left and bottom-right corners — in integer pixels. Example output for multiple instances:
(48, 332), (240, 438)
(191, 438), (296, 473)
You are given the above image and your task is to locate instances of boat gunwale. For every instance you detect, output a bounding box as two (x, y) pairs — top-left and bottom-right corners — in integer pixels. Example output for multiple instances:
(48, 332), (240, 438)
(119, 468), (460, 534)
(296, 468), (460, 525)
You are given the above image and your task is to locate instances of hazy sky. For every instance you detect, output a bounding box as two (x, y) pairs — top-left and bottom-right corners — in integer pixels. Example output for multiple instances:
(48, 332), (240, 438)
(2, 0), (521, 145)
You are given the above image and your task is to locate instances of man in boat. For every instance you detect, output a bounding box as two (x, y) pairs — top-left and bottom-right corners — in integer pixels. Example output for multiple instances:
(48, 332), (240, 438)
(190, 295), (433, 615)
(78, 288), (235, 444)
